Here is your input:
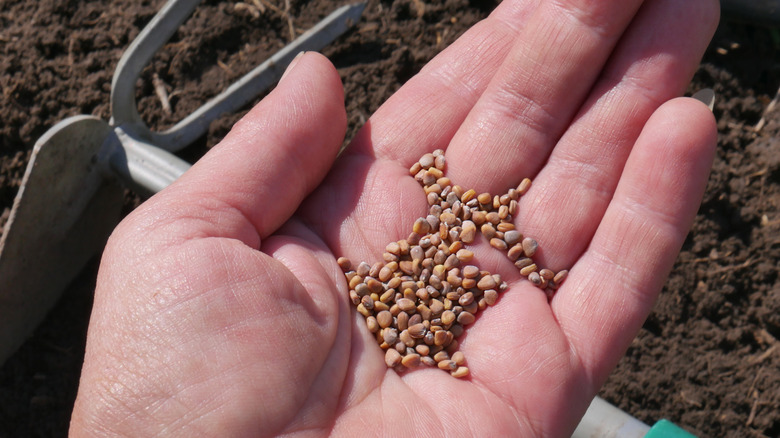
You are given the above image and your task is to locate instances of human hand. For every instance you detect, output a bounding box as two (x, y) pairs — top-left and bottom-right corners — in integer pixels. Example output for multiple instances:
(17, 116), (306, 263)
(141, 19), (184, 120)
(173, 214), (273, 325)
(71, 0), (719, 436)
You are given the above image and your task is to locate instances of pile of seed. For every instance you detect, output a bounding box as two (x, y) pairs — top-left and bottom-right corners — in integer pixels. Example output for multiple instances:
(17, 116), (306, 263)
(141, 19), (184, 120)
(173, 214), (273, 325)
(338, 150), (568, 378)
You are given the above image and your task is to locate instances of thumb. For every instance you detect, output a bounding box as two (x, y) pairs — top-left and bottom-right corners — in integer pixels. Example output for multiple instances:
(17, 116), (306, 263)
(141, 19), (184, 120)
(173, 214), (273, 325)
(128, 52), (347, 249)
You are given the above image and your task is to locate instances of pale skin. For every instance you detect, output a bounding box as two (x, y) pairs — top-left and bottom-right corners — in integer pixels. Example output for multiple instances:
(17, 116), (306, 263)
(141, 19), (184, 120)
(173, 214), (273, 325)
(70, 0), (720, 436)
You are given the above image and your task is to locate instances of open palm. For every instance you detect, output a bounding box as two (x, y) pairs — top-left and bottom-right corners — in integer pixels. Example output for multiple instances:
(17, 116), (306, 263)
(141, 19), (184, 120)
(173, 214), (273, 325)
(71, 0), (719, 436)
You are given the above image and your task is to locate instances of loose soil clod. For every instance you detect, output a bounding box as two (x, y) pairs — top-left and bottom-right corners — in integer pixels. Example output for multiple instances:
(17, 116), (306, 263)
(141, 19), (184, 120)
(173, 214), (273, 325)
(339, 150), (568, 378)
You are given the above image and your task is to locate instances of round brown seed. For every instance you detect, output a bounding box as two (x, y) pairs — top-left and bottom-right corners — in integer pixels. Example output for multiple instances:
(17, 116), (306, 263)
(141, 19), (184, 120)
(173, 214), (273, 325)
(438, 359), (458, 371)
(366, 316), (379, 333)
(457, 311), (476, 325)
(451, 366), (470, 378)
(337, 257), (352, 271)
(458, 291), (474, 306)
(477, 192), (491, 205)
(383, 327), (399, 345)
(441, 310), (456, 325)
(503, 230), (522, 246)
(401, 353), (422, 368)
(517, 177), (532, 195)
(507, 244), (524, 261)
(456, 249), (474, 263)
(477, 274), (497, 290)
(554, 269), (569, 285)
(519, 263), (538, 277)
(408, 323), (427, 339)
(377, 310), (393, 328)
(451, 351), (465, 366)
(385, 348), (402, 367)
(522, 237), (538, 257)
(490, 238), (508, 251)
(399, 329), (415, 347)
(481, 223), (496, 240)
(396, 298), (416, 313)
(484, 289), (498, 306)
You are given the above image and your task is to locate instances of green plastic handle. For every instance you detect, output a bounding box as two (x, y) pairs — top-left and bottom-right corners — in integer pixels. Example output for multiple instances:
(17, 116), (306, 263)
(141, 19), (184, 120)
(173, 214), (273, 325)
(645, 419), (697, 438)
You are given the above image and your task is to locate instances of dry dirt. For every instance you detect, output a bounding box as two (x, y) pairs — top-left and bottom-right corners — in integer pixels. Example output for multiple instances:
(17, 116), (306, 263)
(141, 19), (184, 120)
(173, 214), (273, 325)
(1, 1), (778, 436)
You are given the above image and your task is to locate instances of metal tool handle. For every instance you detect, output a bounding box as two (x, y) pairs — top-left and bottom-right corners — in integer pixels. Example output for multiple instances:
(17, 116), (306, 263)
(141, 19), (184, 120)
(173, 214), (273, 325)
(111, 0), (366, 154)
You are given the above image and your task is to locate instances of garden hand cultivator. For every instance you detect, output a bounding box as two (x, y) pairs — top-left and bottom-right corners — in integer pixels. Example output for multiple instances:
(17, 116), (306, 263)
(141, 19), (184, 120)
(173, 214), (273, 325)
(0, 0), (365, 364)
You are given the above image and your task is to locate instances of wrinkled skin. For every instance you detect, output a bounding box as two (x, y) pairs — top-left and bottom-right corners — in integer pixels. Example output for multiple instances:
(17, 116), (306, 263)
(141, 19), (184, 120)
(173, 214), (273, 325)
(71, 0), (719, 436)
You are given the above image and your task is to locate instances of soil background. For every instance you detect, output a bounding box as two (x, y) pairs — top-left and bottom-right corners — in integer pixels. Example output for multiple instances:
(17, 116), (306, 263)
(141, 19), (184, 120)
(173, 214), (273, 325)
(1, 0), (779, 436)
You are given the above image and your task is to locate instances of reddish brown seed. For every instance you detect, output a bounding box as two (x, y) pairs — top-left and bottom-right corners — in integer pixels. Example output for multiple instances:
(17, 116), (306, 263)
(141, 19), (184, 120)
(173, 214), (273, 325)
(366, 278), (384, 294)
(448, 240), (463, 254)
(418, 304), (432, 321)
(477, 274), (497, 290)
(378, 266), (393, 282)
(451, 351), (465, 366)
(517, 177), (532, 195)
(514, 257), (534, 269)
(399, 329), (415, 347)
(356, 303), (371, 317)
(461, 189), (477, 203)
(458, 291), (475, 306)
(490, 238), (508, 251)
(440, 212), (457, 226)
(409, 161), (422, 176)
(471, 210), (486, 226)
(457, 311), (476, 325)
(456, 249), (474, 263)
(485, 212), (500, 225)
(540, 269), (555, 281)
(477, 192), (492, 205)
(484, 289), (499, 306)
(441, 310), (456, 325)
(383, 327), (399, 345)
(397, 311), (409, 331)
(349, 290), (360, 305)
(519, 263), (538, 276)
(522, 237), (538, 257)
(377, 310), (393, 328)
(461, 278), (477, 289)
(498, 205), (509, 220)
(554, 269), (569, 285)
(416, 344), (430, 356)
(337, 257), (352, 271)
(481, 223), (496, 240)
(401, 353), (422, 368)
(413, 217), (430, 235)
(462, 265), (480, 279)
(497, 222), (515, 232)
(366, 316), (379, 333)
(349, 275), (363, 290)
(429, 299), (444, 315)
(433, 351), (450, 363)
(507, 244), (524, 261)
(361, 295), (375, 310)
(396, 298), (416, 313)
(434, 153), (446, 170)
(438, 359), (458, 371)
(408, 323), (427, 339)
(503, 230), (522, 246)
(451, 366), (470, 378)
(385, 348), (402, 367)
(434, 329), (448, 346)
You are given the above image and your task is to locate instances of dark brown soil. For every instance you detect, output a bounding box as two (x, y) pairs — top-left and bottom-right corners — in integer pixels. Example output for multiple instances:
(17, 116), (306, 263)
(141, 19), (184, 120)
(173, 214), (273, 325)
(1, 1), (778, 436)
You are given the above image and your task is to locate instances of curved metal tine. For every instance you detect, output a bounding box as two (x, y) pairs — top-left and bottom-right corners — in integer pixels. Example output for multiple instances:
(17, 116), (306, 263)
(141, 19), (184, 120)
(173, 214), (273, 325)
(151, 2), (366, 152)
(110, 0), (201, 129)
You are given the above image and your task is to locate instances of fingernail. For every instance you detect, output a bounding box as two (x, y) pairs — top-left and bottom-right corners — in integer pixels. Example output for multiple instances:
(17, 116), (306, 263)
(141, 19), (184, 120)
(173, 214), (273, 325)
(692, 88), (715, 112)
(280, 51), (305, 83)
